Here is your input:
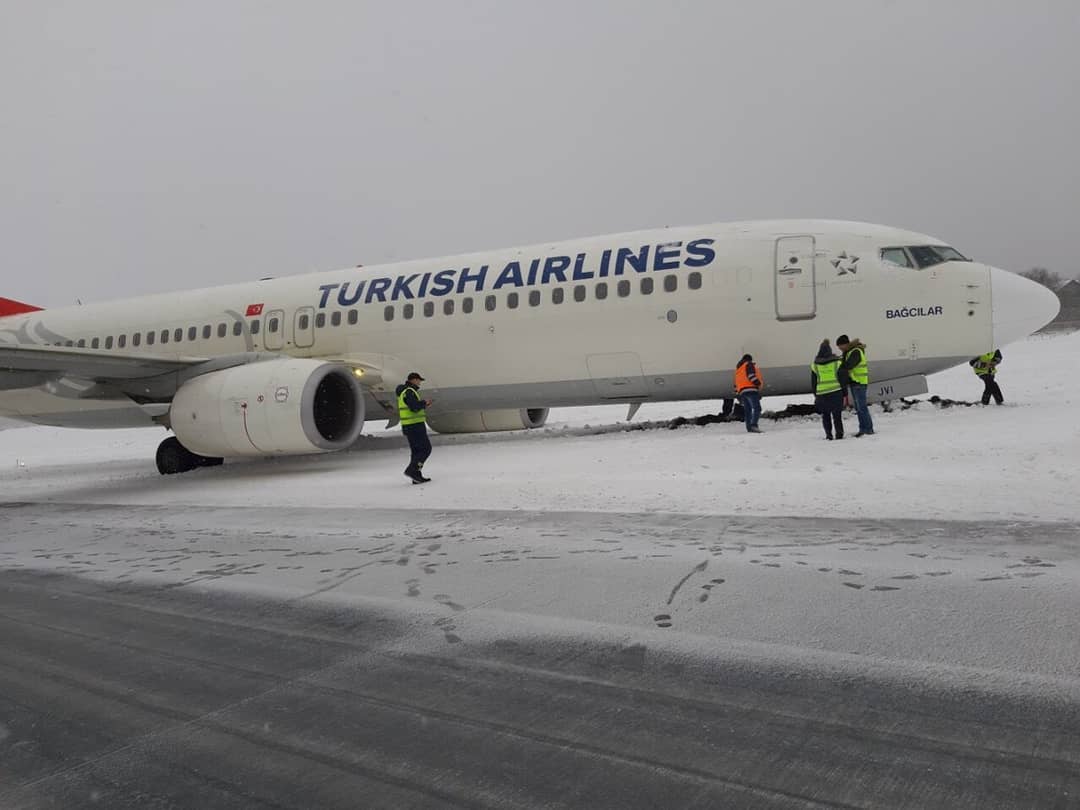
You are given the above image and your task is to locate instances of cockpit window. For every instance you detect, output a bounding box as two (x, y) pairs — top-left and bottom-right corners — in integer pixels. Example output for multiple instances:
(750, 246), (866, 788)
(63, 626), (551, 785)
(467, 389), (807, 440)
(907, 245), (970, 268)
(880, 247), (914, 268)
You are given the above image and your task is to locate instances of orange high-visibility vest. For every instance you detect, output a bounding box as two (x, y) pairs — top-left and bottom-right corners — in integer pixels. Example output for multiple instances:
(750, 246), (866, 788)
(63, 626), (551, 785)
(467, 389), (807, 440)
(734, 362), (762, 394)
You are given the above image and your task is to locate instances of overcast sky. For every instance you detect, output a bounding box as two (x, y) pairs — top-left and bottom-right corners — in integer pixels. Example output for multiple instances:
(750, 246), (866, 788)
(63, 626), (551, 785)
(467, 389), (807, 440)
(2, 1), (1077, 306)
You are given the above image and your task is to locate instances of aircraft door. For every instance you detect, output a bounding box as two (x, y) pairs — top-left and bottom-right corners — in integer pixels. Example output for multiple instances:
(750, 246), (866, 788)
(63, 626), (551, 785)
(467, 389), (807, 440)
(264, 309), (285, 351)
(774, 236), (817, 321)
(294, 306), (315, 349)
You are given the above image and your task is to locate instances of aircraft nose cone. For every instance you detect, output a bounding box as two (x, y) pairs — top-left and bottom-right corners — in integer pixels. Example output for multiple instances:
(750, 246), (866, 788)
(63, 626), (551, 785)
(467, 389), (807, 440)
(990, 267), (1060, 347)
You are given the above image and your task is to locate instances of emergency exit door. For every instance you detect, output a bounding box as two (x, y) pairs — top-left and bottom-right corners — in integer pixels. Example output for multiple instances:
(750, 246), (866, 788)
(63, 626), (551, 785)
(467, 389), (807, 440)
(294, 306), (315, 348)
(774, 235), (817, 321)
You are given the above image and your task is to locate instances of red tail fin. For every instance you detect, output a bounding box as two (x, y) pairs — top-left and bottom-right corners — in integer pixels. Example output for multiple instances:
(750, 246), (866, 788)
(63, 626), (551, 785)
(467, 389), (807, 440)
(0, 297), (43, 317)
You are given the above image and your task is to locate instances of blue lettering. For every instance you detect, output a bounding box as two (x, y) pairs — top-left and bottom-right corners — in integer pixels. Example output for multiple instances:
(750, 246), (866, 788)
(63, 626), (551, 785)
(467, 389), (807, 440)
(597, 249), (612, 278)
(653, 241), (682, 272)
(615, 245), (649, 275)
(494, 261), (525, 290)
(572, 253), (594, 281)
(542, 256), (570, 284)
(365, 277), (392, 303)
(457, 265), (488, 294)
(417, 272), (432, 298)
(391, 274), (419, 301)
(429, 269), (457, 296)
(684, 237), (716, 268)
(526, 258), (541, 286)
(337, 280), (366, 307)
(317, 283), (340, 309)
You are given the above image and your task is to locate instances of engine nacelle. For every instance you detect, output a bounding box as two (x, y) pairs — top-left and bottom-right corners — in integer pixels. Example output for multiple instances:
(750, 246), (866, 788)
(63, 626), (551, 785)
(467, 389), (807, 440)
(426, 408), (549, 434)
(170, 359), (365, 457)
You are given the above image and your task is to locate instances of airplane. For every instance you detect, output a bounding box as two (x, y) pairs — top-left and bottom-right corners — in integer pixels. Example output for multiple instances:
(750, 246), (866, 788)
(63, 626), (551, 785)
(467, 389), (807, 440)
(0, 219), (1060, 474)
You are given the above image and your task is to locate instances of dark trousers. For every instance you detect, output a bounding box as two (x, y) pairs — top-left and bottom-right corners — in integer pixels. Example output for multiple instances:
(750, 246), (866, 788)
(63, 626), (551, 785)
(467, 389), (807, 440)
(816, 391), (844, 439)
(980, 374), (1003, 405)
(402, 423), (431, 475)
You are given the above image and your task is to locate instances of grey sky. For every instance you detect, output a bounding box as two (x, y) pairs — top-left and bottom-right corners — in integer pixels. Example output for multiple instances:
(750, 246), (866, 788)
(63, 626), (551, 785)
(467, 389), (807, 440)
(2, 1), (1078, 307)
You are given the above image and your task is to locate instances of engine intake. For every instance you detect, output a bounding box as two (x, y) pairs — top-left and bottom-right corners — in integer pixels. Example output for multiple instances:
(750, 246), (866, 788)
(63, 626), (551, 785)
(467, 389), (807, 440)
(170, 359), (365, 457)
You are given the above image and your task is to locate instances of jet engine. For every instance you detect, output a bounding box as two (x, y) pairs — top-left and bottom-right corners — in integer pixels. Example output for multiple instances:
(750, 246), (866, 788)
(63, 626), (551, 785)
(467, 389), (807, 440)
(426, 408), (549, 434)
(170, 359), (365, 457)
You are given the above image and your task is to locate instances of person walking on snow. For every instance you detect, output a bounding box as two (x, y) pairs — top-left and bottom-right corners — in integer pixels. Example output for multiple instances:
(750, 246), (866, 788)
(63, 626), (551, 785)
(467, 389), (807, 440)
(396, 372), (433, 484)
(734, 354), (764, 433)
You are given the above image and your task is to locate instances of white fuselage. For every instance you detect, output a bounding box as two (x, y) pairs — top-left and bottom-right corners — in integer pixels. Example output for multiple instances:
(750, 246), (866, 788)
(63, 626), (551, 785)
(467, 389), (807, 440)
(0, 219), (1056, 429)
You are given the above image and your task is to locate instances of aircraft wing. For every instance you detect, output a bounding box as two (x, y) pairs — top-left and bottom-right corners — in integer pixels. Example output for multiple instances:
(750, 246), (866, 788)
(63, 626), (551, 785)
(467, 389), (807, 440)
(0, 343), (206, 386)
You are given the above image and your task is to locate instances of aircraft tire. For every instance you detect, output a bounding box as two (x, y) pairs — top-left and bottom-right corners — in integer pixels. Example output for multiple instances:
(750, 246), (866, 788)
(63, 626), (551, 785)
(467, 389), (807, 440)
(156, 436), (199, 475)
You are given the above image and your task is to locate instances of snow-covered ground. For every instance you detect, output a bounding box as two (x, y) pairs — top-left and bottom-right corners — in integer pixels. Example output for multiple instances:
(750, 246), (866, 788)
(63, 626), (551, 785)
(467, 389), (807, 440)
(2, 330), (1077, 522)
(2, 333), (1079, 683)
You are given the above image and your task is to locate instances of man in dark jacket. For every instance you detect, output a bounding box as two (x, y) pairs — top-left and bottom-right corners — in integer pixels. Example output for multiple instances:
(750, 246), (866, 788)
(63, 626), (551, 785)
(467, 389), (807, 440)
(396, 372), (433, 484)
(837, 334), (874, 436)
(970, 349), (1004, 405)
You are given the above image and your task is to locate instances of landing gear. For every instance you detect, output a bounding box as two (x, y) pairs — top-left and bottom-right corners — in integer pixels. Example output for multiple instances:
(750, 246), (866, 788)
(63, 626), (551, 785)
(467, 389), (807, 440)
(155, 436), (224, 475)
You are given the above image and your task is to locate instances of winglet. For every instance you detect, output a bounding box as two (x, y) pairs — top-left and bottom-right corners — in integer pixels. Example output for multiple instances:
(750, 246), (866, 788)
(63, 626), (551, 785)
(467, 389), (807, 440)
(0, 297), (43, 318)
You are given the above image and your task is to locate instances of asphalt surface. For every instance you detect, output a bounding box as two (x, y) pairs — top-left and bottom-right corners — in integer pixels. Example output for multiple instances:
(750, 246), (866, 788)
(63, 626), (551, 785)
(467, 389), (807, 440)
(1, 567), (1079, 809)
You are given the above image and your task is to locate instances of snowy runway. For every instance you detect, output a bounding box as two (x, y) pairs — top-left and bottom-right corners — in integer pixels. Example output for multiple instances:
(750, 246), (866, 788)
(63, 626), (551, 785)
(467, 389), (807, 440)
(2, 331), (1079, 807)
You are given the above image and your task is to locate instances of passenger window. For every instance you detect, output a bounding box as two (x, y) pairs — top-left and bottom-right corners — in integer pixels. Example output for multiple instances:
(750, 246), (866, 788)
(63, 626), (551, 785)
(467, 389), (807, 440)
(463, 297), (474, 314)
(443, 299), (455, 315)
(174, 328), (183, 342)
(232, 322), (242, 337)
(188, 326), (197, 341)
(424, 301), (435, 317)
(315, 313), (326, 328)
(507, 292), (519, 309)
(250, 319), (260, 335)
(202, 325), (211, 339)
(132, 333), (141, 347)
(485, 295), (496, 311)
(617, 280), (631, 297)
(880, 247), (914, 268)
(91, 338), (100, 349)
(384, 305), (394, 321)
(348, 309), (358, 325)
(217, 323), (227, 338)
(664, 275), (677, 292)
(298, 314), (310, 330)
(529, 290), (541, 307)
(641, 277), (654, 295)
(552, 287), (565, 304)
(331, 311), (341, 326)
(105, 336), (114, 349)
(268, 317), (279, 333)
(403, 303), (414, 319)
(688, 271), (702, 290)
(117, 335), (126, 348)
(595, 282), (608, 300)
(573, 285), (586, 302)
(77, 339), (86, 348)
(147, 332), (155, 346)
(161, 330), (170, 344)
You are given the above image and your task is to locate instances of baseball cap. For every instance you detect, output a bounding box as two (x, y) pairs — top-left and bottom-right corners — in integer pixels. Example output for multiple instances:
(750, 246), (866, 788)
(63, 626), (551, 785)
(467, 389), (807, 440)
(406, 372), (425, 381)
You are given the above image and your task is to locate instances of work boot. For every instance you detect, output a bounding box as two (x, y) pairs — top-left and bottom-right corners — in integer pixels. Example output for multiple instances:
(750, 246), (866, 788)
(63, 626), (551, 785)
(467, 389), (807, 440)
(412, 476), (430, 485)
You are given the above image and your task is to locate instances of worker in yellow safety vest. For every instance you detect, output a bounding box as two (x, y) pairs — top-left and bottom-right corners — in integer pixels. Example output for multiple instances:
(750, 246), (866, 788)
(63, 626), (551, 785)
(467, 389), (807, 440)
(396, 372), (434, 483)
(969, 349), (1004, 405)
(811, 340), (845, 440)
